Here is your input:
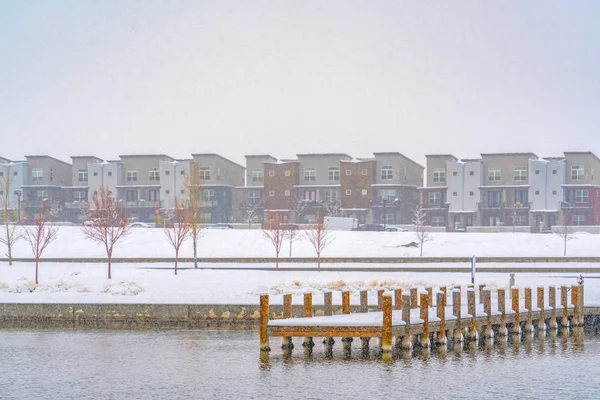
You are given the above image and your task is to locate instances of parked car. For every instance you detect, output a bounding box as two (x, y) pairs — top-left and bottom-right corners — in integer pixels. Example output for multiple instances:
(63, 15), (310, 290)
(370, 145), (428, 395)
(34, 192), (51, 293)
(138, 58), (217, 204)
(207, 223), (234, 229)
(384, 226), (408, 232)
(130, 222), (153, 228)
(353, 224), (384, 232)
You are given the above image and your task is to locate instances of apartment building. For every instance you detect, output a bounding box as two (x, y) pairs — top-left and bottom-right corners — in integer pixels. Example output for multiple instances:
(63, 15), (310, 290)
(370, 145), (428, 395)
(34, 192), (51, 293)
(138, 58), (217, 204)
(420, 155), (456, 227)
(339, 158), (376, 224)
(64, 156), (102, 222)
(0, 158), (28, 224)
(446, 159), (482, 229)
(232, 155), (276, 225)
(561, 152), (600, 226)
(528, 157), (565, 230)
(22, 155), (71, 221)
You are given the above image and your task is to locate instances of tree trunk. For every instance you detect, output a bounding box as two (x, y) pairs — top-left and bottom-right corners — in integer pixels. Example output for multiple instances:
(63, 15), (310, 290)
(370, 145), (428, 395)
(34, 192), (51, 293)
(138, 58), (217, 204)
(276, 253), (279, 269)
(7, 236), (12, 266)
(35, 258), (39, 284)
(317, 253), (321, 272)
(420, 243), (423, 257)
(289, 238), (292, 257)
(564, 236), (567, 257)
(175, 249), (179, 276)
(108, 256), (112, 279)
(193, 238), (198, 269)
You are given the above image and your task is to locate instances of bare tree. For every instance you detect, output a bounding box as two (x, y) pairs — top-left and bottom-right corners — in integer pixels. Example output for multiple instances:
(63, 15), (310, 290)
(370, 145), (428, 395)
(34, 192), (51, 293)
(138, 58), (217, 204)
(163, 198), (192, 275)
(82, 188), (130, 279)
(292, 197), (309, 223)
(242, 201), (262, 230)
(555, 212), (575, 256)
(304, 216), (333, 271)
(284, 225), (302, 257)
(323, 199), (342, 217)
(184, 161), (205, 268)
(22, 201), (59, 284)
(263, 214), (285, 268)
(0, 171), (21, 265)
(413, 203), (432, 257)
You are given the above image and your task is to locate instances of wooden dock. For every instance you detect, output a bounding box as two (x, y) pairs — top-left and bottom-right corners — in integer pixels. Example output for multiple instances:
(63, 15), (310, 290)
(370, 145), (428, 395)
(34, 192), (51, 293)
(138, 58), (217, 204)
(259, 284), (586, 358)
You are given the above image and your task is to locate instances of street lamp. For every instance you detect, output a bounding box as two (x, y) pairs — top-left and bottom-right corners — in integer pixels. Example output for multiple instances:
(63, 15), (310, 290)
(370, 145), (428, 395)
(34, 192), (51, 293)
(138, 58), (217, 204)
(13, 189), (22, 223)
(372, 197), (400, 230)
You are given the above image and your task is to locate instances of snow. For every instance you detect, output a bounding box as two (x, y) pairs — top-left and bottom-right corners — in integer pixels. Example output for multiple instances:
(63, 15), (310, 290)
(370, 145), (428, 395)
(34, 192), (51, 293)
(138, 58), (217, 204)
(1, 227), (599, 304)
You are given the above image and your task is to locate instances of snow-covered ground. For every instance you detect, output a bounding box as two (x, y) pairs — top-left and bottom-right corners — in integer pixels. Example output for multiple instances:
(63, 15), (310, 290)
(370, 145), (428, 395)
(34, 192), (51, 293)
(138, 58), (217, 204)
(1, 227), (598, 305)
(3, 226), (599, 258)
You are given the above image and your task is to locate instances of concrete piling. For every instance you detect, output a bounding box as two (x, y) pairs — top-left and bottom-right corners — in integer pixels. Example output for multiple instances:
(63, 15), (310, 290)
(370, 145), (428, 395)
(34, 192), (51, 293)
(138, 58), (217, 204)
(259, 293), (270, 352)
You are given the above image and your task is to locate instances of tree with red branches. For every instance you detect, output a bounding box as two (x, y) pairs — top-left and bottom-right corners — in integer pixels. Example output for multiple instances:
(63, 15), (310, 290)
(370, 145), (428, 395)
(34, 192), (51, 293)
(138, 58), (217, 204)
(305, 216), (333, 271)
(262, 213), (285, 268)
(22, 201), (59, 284)
(163, 198), (192, 275)
(82, 188), (130, 279)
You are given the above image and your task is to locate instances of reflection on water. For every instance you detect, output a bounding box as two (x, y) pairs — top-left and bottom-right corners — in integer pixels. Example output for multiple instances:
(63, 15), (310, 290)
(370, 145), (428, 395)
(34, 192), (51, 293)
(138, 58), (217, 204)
(0, 328), (598, 399)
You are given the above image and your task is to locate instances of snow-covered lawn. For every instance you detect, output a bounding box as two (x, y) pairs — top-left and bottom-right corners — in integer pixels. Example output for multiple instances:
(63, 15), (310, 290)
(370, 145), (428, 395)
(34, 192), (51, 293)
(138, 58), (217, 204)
(0, 262), (598, 305)
(3, 226), (599, 259)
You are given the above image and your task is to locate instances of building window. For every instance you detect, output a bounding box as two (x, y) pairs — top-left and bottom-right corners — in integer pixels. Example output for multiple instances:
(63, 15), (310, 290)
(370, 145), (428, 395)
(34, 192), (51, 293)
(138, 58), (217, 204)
(572, 166), (584, 180)
(452, 192), (457, 197)
(378, 189), (396, 201)
(126, 169), (138, 182)
(248, 191), (261, 205)
(469, 191), (474, 196)
(328, 167), (340, 182)
(203, 189), (215, 201)
(361, 189), (367, 196)
(284, 190), (290, 197)
(303, 190), (316, 201)
(284, 170), (290, 177)
(535, 190), (540, 195)
(345, 169), (352, 176)
(345, 189), (351, 195)
(269, 190), (275, 197)
(433, 168), (445, 183)
(181, 170), (185, 175)
(381, 166), (393, 180)
(269, 170), (275, 177)
(252, 169), (264, 184)
(325, 190), (339, 203)
(73, 191), (86, 202)
(149, 168), (160, 181)
(13, 171), (17, 176)
(429, 191), (442, 206)
(108, 171), (112, 177)
(32, 168), (43, 182)
(0, 172), (3, 177)
(432, 216), (445, 227)
(149, 190), (160, 202)
(361, 169), (367, 175)
(514, 167), (527, 181)
(200, 167), (210, 181)
(488, 167), (501, 181)
(36, 189), (48, 200)
(572, 215), (585, 226)
(166, 190), (170, 195)
(453, 171), (458, 176)
(165, 170), (170, 176)
(78, 169), (88, 183)
(304, 168), (316, 181)
(535, 170), (540, 175)
(552, 170), (557, 175)
(126, 190), (138, 202)
(487, 191), (501, 208)
(469, 171), (474, 176)
(515, 190), (528, 204)
(575, 189), (589, 203)
(552, 190), (557, 195)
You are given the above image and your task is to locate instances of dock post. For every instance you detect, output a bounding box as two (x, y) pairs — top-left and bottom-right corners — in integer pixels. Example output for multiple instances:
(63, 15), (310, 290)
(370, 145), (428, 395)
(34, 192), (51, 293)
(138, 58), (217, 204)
(571, 285), (581, 327)
(410, 286), (418, 308)
(425, 286), (433, 307)
(359, 289), (370, 354)
(511, 287), (521, 335)
(436, 291), (446, 345)
(260, 293), (271, 352)
(420, 292), (430, 348)
(452, 288), (463, 342)
(536, 286), (546, 331)
(467, 288), (477, 341)
(303, 292), (314, 349)
(381, 293), (393, 357)
(497, 288), (507, 336)
(479, 284), (486, 304)
(342, 290), (351, 315)
(394, 288), (403, 311)
(400, 293), (412, 350)
(560, 285), (569, 327)
(482, 288), (492, 338)
(578, 285), (585, 326)
(440, 286), (448, 307)
(524, 287), (533, 333)
(377, 289), (385, 311)
(322, 290), (335, 347)
(548, 286), (557, 330)
(282, 293), (293, 350)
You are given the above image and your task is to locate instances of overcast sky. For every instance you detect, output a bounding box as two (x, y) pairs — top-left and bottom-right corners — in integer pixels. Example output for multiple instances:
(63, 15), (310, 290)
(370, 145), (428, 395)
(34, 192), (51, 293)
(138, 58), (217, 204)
(1, 1), (599, 167)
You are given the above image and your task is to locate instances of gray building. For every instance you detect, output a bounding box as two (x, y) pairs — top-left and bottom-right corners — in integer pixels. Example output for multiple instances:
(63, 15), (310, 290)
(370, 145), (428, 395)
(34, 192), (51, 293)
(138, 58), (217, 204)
(22, 155), (71, 222)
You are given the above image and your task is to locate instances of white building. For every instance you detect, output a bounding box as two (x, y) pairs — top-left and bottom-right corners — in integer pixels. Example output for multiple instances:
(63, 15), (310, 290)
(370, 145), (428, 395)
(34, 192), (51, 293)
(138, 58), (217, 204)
(88, 161), (123, 203)
(159, 160), (190, 209)
(0, 161), (29, 210)
(528, 158), (565, 229)
(446, 159), (482, 229)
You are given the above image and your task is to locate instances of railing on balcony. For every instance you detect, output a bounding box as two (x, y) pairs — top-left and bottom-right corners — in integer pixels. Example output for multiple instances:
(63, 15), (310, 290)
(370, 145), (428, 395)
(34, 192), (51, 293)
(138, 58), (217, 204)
(65, 201), (89, 209)
(122, 201), (162, 208)
(478, 202), (504, 210)
(423, 201), (449, 209)
(561, 201), (592, 209)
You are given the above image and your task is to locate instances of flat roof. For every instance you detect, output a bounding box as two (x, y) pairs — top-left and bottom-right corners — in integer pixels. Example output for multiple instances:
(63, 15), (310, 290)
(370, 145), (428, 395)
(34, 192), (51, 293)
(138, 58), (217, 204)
(119, 154), (174, 160)
(24, 155), (72, 166)
(191, 153), (245, 169)
(480, 152), (537, 157)
(296, 153), (352, 158)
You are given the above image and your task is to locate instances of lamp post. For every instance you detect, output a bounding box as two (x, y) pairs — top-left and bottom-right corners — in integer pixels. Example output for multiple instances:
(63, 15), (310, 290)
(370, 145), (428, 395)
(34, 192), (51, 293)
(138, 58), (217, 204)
(13, 189), (22, 223)
(372, 197), (400, 230)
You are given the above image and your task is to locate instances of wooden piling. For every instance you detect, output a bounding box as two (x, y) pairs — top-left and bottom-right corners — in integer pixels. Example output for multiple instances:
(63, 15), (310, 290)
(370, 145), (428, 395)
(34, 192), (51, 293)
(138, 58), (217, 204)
(578, 285), (585, 326)
(536, 286), (545, 331)
(436, 291), (446, 344)
(342, 290), (351, 315)
(511, 287), (520, 334)
(452, 288), (463, 342)
(410, 286), (418, 308)
(400, 292), (412, 349)
(440, 286), (448, 307)
(260, 293), (270, 352)
(467, 288), (477, 341)
(560, 285), (569, 327)
(482, 288), (492, 338)
(303, 292), (314, 348)
(572, 285), (581, 327)
(548, 285), (557, 329)
(381, 293), (393, 355)
(359, 289), (368, 313)
(497, 288), (507, 336)
(323, 290), (334, 346)
(524, 287), (533, 333)
(377, 289), (385, 311)
(420, 292), (430, 347)
(282, 293), (293, 350)
(394, 288), (403, 311)
(425, 286), (433, 307)
(479, 284), (486, 304)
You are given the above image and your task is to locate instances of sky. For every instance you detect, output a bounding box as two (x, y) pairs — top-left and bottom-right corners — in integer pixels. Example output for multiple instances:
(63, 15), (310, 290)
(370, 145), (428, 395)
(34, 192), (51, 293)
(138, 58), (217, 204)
(1, 1), (599, 167)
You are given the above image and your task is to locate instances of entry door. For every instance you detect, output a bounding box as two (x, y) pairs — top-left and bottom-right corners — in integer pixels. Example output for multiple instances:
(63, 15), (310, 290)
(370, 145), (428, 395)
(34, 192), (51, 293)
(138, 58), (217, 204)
(548, 215), (556, 228)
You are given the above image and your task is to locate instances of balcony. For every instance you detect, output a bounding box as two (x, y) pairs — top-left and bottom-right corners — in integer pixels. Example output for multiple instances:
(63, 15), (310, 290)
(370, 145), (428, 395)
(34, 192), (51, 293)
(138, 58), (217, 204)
(561, 201), (592, 209)
(65, 201), (89, 209)
(478, 202), (505, 210)
(123, 200), (161, 208)
(200, 200), (219, 208)
(423, 201), (449, 210)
